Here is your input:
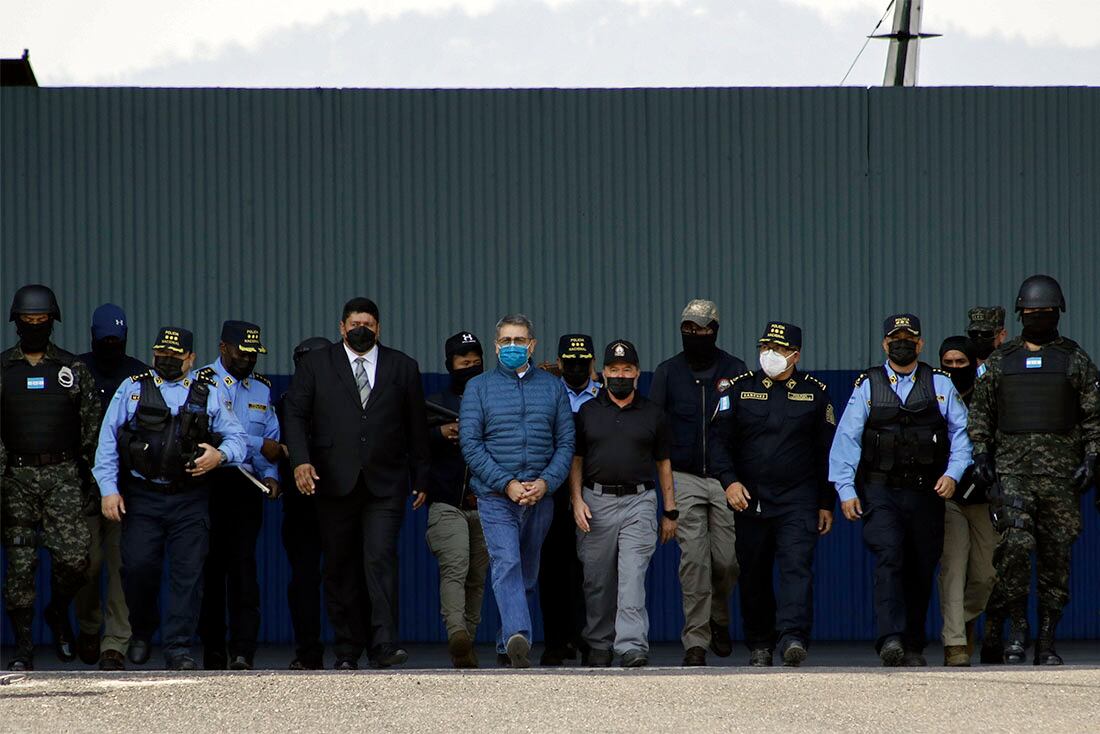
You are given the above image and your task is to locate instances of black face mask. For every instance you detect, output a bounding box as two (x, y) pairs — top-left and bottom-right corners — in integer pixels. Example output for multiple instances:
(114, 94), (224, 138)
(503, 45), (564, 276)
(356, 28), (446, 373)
(561, 360), (592, 390)
(887, 340), (919, 368)
(346, 326), (376, 353)
(682, 331), (719, 369)
(967, 335), (996, 361)
(16, 319), (53, 353)
(449, 363), (483, 394)
(92, 338), (127, 370)
(606, 377), (635, 400)
(154, 355), (187, 382)
(944, 364), (977, 396)
(1020, 310), (1060, 345)
(224, 353), (257, 380)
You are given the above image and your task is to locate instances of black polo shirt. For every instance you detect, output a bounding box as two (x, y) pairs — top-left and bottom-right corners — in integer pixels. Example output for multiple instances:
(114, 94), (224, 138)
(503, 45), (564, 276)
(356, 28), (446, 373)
(575, 391), (671, 486)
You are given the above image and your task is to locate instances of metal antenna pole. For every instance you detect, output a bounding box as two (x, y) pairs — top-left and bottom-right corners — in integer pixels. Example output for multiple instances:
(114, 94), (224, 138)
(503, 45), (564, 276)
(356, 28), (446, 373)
(872, 0), (941, 86)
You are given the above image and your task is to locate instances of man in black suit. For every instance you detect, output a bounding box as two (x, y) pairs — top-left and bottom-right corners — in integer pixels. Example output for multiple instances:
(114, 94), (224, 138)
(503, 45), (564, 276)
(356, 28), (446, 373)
(283, 297), (430, 669)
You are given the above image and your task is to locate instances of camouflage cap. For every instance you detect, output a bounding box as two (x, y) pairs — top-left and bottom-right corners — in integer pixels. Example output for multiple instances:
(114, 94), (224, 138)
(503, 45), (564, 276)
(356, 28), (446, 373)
(681, 299), (719, 328)
(967, 305), (1005, 332)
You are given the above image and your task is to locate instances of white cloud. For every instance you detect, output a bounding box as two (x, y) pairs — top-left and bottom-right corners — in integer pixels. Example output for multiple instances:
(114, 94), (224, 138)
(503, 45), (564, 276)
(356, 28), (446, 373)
(785, 0), (1100, 49)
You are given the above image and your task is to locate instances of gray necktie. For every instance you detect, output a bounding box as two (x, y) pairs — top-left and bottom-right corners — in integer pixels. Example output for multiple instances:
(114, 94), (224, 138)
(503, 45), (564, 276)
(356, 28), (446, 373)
(354, 357), (371, 407)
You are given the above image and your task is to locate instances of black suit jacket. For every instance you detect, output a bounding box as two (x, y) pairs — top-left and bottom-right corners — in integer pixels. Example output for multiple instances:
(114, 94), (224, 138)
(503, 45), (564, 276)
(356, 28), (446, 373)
(284, 342), (430, 498)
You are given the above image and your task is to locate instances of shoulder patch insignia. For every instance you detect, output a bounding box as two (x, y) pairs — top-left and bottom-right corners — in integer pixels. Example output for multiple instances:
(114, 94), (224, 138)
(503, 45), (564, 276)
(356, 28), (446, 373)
(130, 371), (152, 382)
(130, 393), (140, 401)
(825, 403), (836, 425)
(196, 367), (218, 386)
(253, 373), (271, 388)
(932, 368), (951, 379)
(223, 375), (234, 387)
(853, 372), (868, 388)
(730, 371), (755, 385)
(805, 374), (827, 391)
(716, 377), (733, 394)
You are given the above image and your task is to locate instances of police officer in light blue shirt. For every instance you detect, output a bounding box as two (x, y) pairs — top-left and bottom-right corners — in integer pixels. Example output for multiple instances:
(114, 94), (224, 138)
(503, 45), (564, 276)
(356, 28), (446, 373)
(197, 320), (281, 671)
(540, 333), (601, 665)
(93, 326), (247, 670)
(828, 313), (972, 668)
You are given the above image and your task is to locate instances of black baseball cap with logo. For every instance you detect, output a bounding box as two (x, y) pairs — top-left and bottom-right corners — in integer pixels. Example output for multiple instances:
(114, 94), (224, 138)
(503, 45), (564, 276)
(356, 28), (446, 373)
(445, 331), (483, 362)
(152, 326), (193, 353)
(758, 321), (803, 350)
(603, 339), (639, 366)
(883, 313), (922, 338)
(559, 334), (595, 360)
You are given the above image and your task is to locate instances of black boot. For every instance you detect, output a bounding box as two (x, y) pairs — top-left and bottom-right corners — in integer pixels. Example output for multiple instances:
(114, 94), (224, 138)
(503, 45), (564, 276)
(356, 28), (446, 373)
(1003, 602), (1029, 664)
(980, 610), (1005, 665)
(1033, 609), (1063, 666)
(6, 607), (35, 671)
(44, 596), (77, 662)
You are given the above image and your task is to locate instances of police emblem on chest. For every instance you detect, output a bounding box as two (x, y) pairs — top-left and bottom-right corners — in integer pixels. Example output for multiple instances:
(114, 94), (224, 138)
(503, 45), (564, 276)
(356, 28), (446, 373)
(57, 365), (75, 388)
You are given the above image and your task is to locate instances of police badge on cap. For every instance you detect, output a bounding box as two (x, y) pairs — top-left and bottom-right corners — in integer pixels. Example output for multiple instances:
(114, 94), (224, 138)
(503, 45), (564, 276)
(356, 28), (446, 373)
(152, 326), (193, 353)
(603, 339), (639, 366)
(883, 314), (921, 337)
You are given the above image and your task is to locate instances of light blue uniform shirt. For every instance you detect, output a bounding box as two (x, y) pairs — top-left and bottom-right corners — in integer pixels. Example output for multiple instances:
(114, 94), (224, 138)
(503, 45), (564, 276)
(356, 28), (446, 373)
(93, 369), (248, 496)
(828, 362), (973, 502)
(563, 376), (601, 414)
(202, 358), (281, 481)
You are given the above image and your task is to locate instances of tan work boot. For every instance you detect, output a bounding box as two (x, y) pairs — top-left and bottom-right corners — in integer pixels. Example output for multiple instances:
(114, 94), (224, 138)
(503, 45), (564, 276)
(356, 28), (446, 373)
(944, 645), (971, 667)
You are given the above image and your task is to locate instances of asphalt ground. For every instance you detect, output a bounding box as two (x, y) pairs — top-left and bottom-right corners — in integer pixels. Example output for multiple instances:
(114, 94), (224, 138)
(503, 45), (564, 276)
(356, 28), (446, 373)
(2, 643), (1099, 733)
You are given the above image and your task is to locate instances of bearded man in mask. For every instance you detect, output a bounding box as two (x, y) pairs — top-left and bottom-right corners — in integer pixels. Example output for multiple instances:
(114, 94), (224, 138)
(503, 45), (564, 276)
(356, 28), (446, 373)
(72, 304), (148, 670)
(708, 322), (836, 668)
(936, 336), (996, 667)
(829, 314), (972, 666)
(197, 321), (281, 671)
(2, 285), (101, 671)
(538, 333), (599, 666)
(424, 331), (489, 668)
(93, 326), (248, 670)
(969, 275), (1100, 666)
(648, 299), (746, 666)
(284, 297), (430, 670)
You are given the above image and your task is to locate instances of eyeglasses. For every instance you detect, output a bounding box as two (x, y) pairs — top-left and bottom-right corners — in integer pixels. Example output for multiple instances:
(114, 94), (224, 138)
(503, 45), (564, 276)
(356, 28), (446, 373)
(497, 337), (531, 347)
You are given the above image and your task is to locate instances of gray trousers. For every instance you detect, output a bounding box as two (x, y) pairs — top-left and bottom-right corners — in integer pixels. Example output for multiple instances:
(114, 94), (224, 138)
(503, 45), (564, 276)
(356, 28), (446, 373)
(576, 487), (658, 655)
(425, 502), (490, 638)
(74, 513), (131, 654)
(674, 471), (739, 650)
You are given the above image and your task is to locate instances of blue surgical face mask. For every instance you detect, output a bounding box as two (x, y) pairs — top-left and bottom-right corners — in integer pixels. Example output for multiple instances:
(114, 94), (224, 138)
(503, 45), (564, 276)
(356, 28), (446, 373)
(498, 344), (529, 370)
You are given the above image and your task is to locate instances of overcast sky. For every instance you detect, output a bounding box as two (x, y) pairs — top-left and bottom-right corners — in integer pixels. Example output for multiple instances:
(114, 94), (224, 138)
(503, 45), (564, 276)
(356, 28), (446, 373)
(4, 0), (1098, 87)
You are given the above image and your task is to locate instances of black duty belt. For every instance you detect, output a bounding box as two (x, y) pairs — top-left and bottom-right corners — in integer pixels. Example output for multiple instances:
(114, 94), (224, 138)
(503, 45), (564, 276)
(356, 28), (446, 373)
(863, 470), (935, 492)
(586, 481), (655, 497)
(123, 474), (201, 496)
(8, 450), (76, 468)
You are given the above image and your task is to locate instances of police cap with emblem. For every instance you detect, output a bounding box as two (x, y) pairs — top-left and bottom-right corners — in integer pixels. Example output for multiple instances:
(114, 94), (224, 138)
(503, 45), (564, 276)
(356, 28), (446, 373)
(603, 339), (639, 367)
(758, 321), (802, 350)
(883, 313), (921, 338)
(221, 320), (267, 353)
(559, 334), (595, 360)
(445, 331), (483, 363)
(152, 326), (193, 354)
(967, 306), (1005, 333)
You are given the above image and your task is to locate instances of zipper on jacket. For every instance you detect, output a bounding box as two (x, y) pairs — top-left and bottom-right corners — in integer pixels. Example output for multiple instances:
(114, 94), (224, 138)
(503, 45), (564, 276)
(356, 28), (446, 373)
(700, 382), (707, 475)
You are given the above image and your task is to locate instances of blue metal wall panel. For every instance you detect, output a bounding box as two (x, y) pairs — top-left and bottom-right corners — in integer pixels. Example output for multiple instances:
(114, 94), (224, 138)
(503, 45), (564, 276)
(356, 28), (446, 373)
(2, 87), (1097, 645)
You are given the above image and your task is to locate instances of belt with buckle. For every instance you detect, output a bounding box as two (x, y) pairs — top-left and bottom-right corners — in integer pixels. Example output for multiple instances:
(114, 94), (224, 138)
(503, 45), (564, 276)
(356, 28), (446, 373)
(9, 450), (76, 468)
(586, 481), (655, 497)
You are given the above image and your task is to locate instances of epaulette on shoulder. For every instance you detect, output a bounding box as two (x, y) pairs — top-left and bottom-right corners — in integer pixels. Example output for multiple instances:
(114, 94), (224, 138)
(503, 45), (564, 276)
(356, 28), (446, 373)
(730, 371), (755, 384)
(195, 366), (218, 385)
(932, 367), (951, 379)
(252, 372), (272, 388)
(853, 372), (869, 388)
(130, 370), (153, 382)
(804, 374), (827, 391)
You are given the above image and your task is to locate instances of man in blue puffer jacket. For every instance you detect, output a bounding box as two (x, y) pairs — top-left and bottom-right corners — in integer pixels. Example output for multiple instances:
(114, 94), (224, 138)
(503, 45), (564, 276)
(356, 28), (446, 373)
(460, 313), (575, 668)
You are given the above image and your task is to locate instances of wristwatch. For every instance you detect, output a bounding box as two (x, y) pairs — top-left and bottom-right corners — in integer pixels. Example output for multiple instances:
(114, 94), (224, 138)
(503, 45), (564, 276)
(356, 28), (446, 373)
(217, 449), (228, 465)
(662, 509), (679, 520)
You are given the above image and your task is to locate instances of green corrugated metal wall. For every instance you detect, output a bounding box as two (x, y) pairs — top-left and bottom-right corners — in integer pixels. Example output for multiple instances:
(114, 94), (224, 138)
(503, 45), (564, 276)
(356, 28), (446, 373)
(2, 87), (1098, 643)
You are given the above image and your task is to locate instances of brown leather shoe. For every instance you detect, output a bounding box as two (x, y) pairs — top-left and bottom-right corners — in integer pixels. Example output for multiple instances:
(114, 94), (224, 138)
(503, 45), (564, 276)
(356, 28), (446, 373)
(682, 646), (707, 667)
(448, 630), (478, 669)
(99, 649), (126, 671)
(944, 645), (971, 666)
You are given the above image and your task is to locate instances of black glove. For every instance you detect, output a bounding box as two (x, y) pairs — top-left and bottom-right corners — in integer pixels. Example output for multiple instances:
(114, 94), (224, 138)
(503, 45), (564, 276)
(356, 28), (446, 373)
(1071, 452), (1096, 496)
(973, 452), (996, 487)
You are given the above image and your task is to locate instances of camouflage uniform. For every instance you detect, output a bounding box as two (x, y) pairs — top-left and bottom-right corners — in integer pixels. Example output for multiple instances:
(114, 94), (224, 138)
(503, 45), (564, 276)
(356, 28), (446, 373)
(968, 336), (1100, 613)
(1, 342), (101, 611)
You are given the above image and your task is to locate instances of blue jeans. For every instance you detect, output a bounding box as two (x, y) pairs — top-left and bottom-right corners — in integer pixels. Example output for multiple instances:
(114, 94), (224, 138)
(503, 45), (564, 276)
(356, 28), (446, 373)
(477, 492), (554, 653)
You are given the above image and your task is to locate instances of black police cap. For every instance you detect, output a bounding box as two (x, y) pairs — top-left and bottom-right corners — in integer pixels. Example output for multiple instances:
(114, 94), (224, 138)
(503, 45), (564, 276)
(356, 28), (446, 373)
(883, 313), (922, 338)
(220, 320), (267, 354)
(559, 334), (595, 360)
(603, 339), (639, 366)
(152, 326), (193, 354)
(758, 321), (802, 350)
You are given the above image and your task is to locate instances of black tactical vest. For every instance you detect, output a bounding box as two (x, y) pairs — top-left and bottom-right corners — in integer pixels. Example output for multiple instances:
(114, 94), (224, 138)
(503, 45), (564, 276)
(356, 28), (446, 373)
(117, 373), (213, 483)
(0, 350), (81, 454)
(997, 342), (1078, 434)
(859, 363), (949, 477)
